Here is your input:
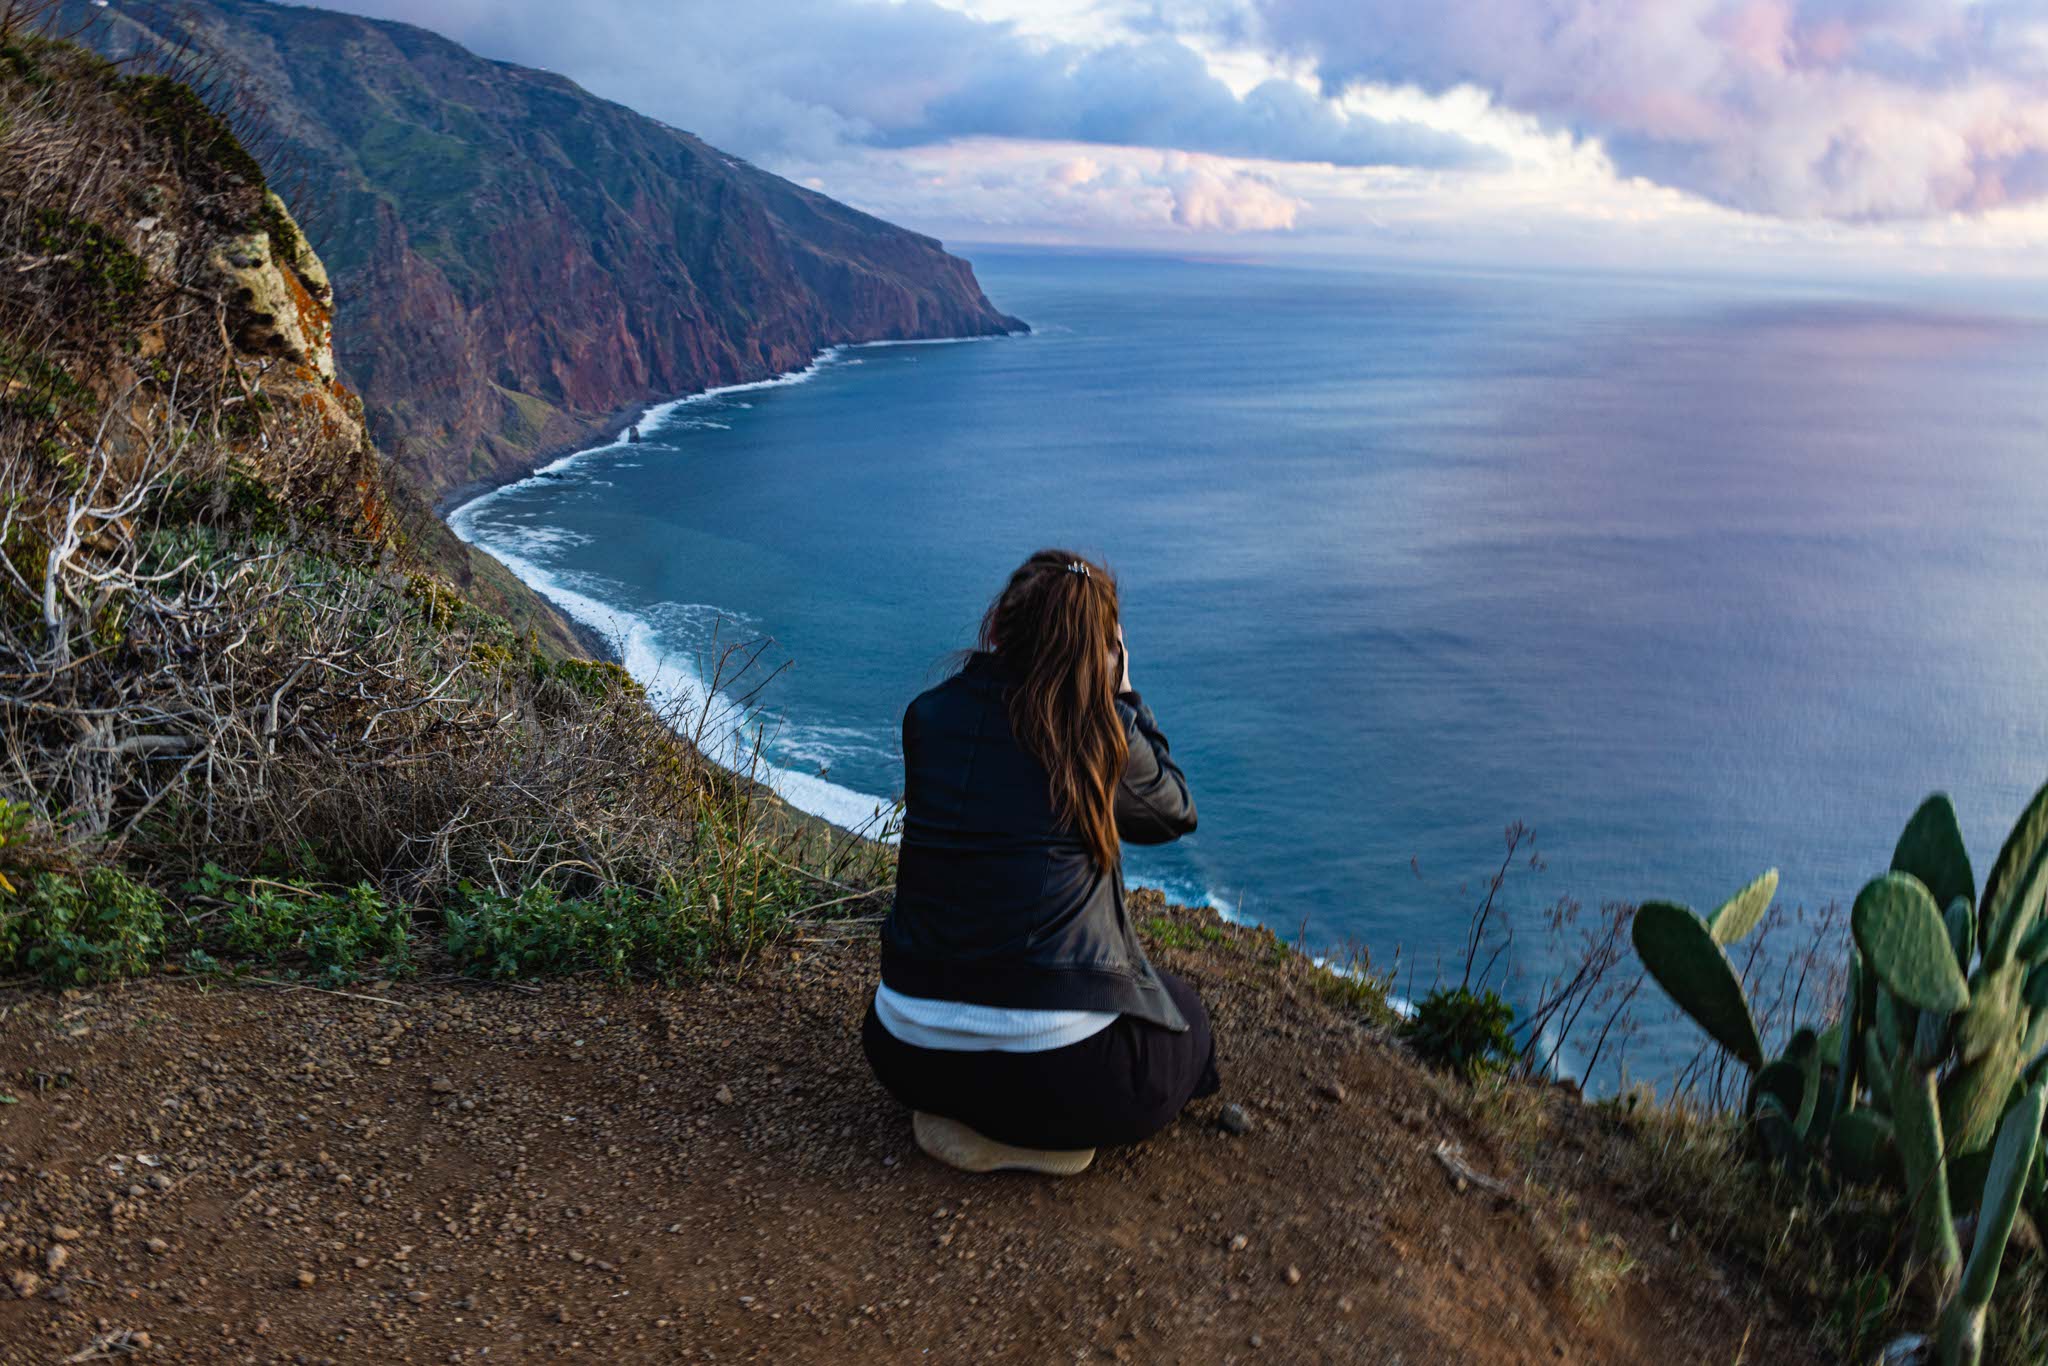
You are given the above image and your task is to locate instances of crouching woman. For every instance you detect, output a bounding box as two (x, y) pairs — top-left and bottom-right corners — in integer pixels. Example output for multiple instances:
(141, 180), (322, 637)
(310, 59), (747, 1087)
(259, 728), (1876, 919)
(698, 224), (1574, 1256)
(863, 549), (1219, 1175)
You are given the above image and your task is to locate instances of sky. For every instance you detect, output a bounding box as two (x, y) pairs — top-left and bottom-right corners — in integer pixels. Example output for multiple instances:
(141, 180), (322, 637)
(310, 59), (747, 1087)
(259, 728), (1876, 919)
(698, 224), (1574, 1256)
(286, 0), (2048, 277)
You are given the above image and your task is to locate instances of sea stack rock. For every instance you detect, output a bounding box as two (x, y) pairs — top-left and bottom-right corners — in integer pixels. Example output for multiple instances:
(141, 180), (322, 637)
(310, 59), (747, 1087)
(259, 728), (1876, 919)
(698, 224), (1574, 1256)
(628, 425), (641, 444)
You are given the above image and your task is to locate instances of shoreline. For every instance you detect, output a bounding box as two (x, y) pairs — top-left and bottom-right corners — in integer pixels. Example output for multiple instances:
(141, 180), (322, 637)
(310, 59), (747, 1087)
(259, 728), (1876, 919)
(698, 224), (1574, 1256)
(439, 336), (1012, 841)
(431, 396), (658, 526)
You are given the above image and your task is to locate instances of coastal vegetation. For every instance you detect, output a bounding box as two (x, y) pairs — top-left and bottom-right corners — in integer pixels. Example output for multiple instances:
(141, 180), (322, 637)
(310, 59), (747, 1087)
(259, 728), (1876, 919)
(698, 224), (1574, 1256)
(0, 22), (889, 1004)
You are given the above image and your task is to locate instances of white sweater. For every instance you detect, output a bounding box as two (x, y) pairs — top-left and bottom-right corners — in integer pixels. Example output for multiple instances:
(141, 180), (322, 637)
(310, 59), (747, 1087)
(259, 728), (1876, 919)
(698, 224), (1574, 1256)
(873, 982), (1116, 1053)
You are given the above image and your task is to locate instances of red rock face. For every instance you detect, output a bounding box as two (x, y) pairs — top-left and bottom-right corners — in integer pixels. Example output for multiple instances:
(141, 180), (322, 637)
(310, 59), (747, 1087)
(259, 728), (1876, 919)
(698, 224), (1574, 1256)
(76, 0), (1026, 501)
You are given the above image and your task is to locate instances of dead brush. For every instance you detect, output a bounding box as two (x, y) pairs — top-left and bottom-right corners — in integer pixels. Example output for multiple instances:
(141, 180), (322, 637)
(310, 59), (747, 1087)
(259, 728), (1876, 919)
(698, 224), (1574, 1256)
(0, 30), (889, 984)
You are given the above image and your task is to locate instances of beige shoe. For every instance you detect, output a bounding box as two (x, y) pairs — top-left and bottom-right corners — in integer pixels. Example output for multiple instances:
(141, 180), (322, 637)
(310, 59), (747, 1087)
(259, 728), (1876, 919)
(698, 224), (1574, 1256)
(912, 1111), (1096, 1176)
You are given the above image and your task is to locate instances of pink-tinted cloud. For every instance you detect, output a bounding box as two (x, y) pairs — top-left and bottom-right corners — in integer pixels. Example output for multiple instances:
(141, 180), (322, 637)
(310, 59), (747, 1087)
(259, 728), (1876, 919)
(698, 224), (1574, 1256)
(1158, 153), (1304, 229)
(1255, 0), (2048, 220)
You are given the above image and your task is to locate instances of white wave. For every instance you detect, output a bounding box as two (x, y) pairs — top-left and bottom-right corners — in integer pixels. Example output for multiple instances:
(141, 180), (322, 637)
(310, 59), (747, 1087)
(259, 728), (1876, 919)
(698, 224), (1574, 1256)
(486, 523), (593, 556)
(846, 334), (1003, 350)
(453, 347), (857, 529)
(1128, 873), (1243, 923)
(444, 514), (900, 838)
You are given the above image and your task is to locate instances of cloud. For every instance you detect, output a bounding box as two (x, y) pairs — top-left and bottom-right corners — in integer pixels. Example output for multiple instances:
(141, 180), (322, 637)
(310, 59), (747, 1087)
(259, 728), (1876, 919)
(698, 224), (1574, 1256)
(1158, 152), (1303, 229)
(788, 139), (1307, 236)
(292, 0), (1489, 173)
(1251, 0), (2048, 220)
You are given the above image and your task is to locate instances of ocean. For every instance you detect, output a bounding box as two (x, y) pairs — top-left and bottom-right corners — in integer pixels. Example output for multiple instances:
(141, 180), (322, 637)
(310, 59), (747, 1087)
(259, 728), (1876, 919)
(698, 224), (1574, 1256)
(451, 248), (2048, 1080)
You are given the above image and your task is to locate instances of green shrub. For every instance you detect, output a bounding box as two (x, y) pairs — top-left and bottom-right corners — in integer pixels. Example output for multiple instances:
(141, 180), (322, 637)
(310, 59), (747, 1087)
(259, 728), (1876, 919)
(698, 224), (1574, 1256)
(442, 880), (716, 983)
(197, 864), (411, 984)
(7, 868), (165, 984)
(1403, 985), (1519, 1081)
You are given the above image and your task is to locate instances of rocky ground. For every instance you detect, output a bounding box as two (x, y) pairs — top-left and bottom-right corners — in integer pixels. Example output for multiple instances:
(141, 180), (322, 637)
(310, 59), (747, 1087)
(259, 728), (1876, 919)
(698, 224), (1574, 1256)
(0, 893), (1820, 1363)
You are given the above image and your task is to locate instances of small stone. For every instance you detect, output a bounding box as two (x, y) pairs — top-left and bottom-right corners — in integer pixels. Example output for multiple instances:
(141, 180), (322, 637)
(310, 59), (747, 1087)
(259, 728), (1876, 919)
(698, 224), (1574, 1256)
(50, 1225), (83, 1242)
(1318, 1082), (1348, 1104)
(715, 1085), (734, 1106)
(1228, 1234), (1248, 1253)
(1249, 1334), (1264, 1349)
(1284, 1264), (1302, 1286)
(429, 1078), (455, 1094)
(145, 1237), (169, 1256)
(45, 1245), (68, 1275)
(9, 1270), (40, 1300)
(1217, 1103), (1253, 1136)
(1337, 1296), (1355, 1315)
(297, 1270), (317, 1288)
(407, 1290), (429, 1305)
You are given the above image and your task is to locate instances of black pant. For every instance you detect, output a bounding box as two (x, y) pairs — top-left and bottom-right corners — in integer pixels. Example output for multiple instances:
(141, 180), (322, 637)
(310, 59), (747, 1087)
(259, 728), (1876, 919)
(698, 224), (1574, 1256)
(862, 969), (1221, 1150)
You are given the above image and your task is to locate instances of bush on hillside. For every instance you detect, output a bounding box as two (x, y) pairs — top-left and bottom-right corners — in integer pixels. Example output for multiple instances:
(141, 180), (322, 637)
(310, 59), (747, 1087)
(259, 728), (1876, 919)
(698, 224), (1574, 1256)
(2, 867), (165, 984)
(1404, 985), (1520, 1081)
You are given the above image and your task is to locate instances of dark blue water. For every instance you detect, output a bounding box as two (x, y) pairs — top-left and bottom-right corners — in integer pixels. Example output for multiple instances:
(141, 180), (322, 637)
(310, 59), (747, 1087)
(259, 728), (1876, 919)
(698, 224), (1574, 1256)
(453, 249), (2048, 1072)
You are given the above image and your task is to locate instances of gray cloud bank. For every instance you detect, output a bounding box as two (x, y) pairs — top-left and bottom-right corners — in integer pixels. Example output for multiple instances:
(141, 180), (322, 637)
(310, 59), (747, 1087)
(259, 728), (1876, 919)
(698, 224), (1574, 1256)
(1254, 0), (2048, 220)
(291, 0), (1487, 173)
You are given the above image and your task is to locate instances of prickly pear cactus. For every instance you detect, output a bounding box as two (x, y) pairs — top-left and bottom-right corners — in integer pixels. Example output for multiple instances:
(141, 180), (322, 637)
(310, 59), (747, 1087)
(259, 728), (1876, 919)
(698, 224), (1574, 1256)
(1710, 868), (1778, 946)
(1632, 898), (1764, 1071)
(1631, 781), (2048, 1366)
(1853, 874), (1970, 1015)
(1936, 1079), (2047, 1366)
(1892, 794), (1975, 923)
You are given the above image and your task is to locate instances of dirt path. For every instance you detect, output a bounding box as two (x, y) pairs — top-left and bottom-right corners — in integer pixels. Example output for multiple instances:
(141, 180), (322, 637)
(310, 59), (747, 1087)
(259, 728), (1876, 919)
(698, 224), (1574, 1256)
(0, 896), (1816, 1363)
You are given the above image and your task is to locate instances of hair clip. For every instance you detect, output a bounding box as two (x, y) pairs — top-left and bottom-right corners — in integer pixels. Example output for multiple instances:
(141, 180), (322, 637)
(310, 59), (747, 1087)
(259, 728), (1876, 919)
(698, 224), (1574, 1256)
(1066, 561), (1089, 577)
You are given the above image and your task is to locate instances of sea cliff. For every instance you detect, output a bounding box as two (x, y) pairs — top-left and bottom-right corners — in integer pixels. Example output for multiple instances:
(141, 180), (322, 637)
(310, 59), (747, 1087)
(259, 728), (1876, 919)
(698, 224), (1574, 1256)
(71, 0), (1025, 503)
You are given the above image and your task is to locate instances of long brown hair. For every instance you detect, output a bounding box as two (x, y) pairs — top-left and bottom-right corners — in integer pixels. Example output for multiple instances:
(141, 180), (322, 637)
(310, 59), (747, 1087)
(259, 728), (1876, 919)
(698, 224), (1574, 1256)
(978, 549), (1129, 872)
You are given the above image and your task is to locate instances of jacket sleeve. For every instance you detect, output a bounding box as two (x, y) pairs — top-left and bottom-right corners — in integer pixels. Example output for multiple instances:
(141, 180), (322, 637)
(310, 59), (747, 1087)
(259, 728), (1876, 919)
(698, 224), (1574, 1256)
(1114, 690), (1197, 845)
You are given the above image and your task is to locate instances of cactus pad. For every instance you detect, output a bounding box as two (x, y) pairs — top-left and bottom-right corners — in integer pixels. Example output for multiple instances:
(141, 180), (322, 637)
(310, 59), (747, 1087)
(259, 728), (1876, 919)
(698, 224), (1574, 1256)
(1633, 900), (1764, 1070)
(1709, 869), (1778, 946)
(1986, 837), (2048, 972)
(1853, 873), (1970, 1015)
(1981, 779), (2048, 944)
(1958, 1079), (2047, 1311)
(1891, 793), (1976, 921)
(1955, 962), (2021, 1065)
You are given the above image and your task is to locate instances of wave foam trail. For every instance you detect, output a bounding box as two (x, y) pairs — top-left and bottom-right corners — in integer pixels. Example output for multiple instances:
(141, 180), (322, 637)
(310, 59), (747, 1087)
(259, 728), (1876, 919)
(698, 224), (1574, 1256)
(445, 513), (899, 839)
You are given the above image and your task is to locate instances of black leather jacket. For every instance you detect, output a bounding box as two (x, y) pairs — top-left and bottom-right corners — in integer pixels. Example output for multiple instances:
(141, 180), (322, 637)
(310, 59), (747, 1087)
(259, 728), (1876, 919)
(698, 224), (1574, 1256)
(880, 650), (1198, 1031)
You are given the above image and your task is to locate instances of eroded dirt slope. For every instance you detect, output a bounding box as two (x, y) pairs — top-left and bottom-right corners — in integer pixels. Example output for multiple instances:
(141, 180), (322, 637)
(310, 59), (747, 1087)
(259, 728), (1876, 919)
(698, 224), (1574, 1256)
(0, 897), (1816, 1363)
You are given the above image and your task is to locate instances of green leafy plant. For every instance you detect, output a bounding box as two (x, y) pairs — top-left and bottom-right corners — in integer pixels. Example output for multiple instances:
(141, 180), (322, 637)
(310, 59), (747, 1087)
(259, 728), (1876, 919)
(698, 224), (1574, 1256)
(1404, 985), (1519, 1081)
(1632, 786), (2048, 1365)
(8, 868), (165, 984)
(196, 865), (411, 984)
(441, 880), (717, 983)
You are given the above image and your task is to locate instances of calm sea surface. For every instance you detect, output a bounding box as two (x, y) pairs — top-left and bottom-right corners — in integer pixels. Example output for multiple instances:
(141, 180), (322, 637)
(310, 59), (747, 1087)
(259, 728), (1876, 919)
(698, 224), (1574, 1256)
(453, 249), (2048, 1077)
